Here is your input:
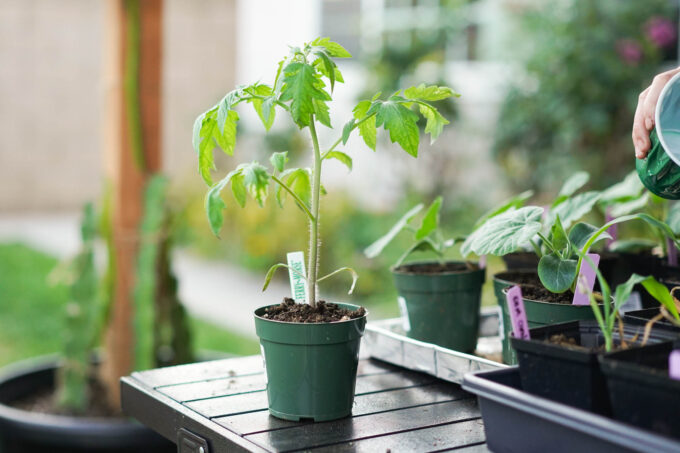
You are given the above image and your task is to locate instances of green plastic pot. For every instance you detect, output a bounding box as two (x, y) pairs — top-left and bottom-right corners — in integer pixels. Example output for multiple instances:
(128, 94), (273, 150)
(254, 303), (367, 422)
(392, 261), (485, 353)
(493, 271), (596, 365)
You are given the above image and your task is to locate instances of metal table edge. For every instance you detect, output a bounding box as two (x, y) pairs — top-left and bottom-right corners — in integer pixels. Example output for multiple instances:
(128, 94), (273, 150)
(120, 374), (270, 453)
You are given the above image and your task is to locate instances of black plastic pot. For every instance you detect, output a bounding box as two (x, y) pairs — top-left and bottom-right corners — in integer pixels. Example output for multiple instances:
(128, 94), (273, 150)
(392, 261), (485, 353)
(600, 340), (680, 438)
(624, 307), (680, 328)
(462, 367), (680, 453)
(0, 356), (174, 453)
(510, 320), (677, 415)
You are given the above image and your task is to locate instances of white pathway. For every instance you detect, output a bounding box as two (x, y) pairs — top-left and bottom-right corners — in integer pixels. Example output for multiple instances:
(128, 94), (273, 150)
(0, 213), (290, 338)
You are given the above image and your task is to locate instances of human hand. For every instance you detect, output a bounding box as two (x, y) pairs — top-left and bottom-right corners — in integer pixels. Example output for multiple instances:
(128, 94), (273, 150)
(633, 67), (680, 158)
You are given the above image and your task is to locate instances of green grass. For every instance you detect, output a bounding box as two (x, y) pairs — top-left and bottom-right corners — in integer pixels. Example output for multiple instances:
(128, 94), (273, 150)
(0, 242), (258, 368)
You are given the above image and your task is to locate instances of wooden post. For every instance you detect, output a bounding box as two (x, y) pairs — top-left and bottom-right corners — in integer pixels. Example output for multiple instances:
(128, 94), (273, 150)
(101, 0), (162, 410)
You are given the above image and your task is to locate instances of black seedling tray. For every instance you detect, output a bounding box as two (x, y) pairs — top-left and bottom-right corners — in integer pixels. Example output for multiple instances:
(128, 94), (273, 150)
(462, 367), (680, 453)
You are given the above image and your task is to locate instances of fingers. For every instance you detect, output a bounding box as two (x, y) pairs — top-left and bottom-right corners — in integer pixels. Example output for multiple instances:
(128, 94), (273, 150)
(633, 88), (650, 158)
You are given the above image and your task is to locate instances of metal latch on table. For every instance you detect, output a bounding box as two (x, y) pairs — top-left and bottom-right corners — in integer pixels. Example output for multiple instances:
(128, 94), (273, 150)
(177, 428), (209, 453)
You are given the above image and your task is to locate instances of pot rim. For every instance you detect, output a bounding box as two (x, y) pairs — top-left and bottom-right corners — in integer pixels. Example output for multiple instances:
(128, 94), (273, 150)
(253, 301), (368, 325)
(500, 285), (600, 307)
(390, 260), (482, 276)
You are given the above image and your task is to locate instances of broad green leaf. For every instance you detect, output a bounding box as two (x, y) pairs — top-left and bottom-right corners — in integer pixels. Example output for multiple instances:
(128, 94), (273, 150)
(311, 37), (352, 58)
(548, 191), (600, 228)
(473, 190), (534, 228)
(241, 162), (270, 207)
(568, 222), (611, 250)
(419, 104), (449, 144)
(415, 197), (442, 240)
(316, 267), (358, 295)
(599, 171), (644, 204)
(325, 151), (352, 171)
(230, 172), (246, 208)
(372, 101), (420, 157)
(549, 215), (568, 252)
(558, 171), (590, 198)
(610, 191), (649, 217)
(352, 100), (377, 150)
(403, 84), (459, 101)
(270, 151), (289, 173)
(364, 204), (424, 258)
(205, 169), (240, 236)
(342, 119), (355, 145)
(538, 253), (578, 293)
(280, 62), (331, 128)
(313, 98), (332, 127)
(667, 202), (680, 235)
(461, 206), (544, 257)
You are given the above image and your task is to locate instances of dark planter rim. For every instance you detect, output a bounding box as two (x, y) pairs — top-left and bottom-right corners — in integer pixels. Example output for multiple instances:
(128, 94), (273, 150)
(0, 355), (163, 449)
(390, 260), (481, 276)
(253, 302), (367, 325)
(500, 286), (601, 308)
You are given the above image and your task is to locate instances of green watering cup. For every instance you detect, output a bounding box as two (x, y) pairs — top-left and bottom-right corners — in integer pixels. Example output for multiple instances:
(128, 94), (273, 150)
(637, 72), (680, 199)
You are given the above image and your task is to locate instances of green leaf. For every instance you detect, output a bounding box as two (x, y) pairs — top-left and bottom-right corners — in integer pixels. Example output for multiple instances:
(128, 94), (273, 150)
(538, 253), (578, 293)
(418, 104), (449, 144)
(568, 222), (610, 250)
(276, 168), (311, 210)
(270, 151), (289, 173)
(342, 119), (355, 145)
(313, 98), (331, 127)
(607, 239), (656, 253)
(415, 197), (442, 240)
(548, 191), (600, 228)
(640, 276), (680, 320)
(473, 190), (534, 228)
(316, 267), (359, 295)
(217, 89), (244, 133)
(204, 169), (240, 236)
(613, 274), (649, 313)
(461, 206), (544, 256)
(325, 151), (352, 171)
(193, 109), (218, 185)
(638, 213), (680, 245)
(246, 84), (276, 131)
(352, 100), (377, 150)
(311, 37), (352, 58)
(241, 162), (270, 207)
(667, 202), (680, 235)
(280, 62), (331, 128)
(403, 84), (459, 101)
(599, 171), (644, 204)
(609, 191), (650, 217)
(549, 215), (568, 252)
(262, 263), (304, 292)
(230, 172), (246, 208)
(311, 49), (336, 92)
(372, 101), (420, 157)
(364, 204), (424, 258)
(558, 171), (590, 198)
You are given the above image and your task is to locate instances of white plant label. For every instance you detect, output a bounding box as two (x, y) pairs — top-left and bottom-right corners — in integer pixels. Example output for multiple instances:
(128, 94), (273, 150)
(397, 296), (411, 332)
(286, 251), (308, 304)
(619, 291), (643, 314)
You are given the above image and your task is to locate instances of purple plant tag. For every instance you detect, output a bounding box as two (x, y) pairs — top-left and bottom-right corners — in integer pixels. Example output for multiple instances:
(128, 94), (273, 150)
(669, 350), (680, 380)
(667, 238), (678, 267)
(573, 253), (601, 306)
(605, 207), (617, 249)
(506, 285), (530, 339)
(479, 255), (487, 269)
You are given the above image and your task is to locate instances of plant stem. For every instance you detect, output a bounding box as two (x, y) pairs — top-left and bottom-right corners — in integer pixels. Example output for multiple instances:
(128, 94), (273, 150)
(529, 239), (543, 258)
(320, 113), (376, 159)
(307, 117), (323, 308)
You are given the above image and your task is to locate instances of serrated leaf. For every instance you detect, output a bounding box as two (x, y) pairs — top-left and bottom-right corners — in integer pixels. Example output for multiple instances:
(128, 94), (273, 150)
(231, 172), (246, 208)
(461, 206), (544, 257)
(195, 109), (219, 185)
(313, 98), (331, 127)
(403, 84), (458, 101)
(205, 169), (240, 236)
(373, 101), (420, 156)
(415, 197), (442, 240)
(365, 204), (424, 258)
(558, 171), (590, 198)
(548, 191), (600, 229)
(325, 151), (352, 171)
(419, 104), (449, 144)
(246, 84), (276, 131)
(342, 119), (355, 145)
(270, 151), (289, 173)
(473, 190), (534, 229)
(538, 253), (578, 293)
(352, 100), (377, 150)
(241, 162), (270, 207)
(311, 37), (352, 58)
(312, 49), (336, 92)
(280, 62), (331, 128)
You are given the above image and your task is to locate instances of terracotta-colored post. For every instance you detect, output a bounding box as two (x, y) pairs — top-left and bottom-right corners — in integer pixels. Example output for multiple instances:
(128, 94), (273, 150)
(101, 0), (162, 410)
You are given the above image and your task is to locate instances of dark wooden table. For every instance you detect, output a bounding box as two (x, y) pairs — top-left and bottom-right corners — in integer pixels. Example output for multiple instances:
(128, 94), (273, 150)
(121, 353), (489, 452)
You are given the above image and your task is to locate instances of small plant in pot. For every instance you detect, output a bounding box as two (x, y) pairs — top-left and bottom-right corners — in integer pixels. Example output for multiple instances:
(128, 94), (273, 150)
(193, 38), (456, 421)
(364, 197), (485, 353)
(510, 259), (678, 416)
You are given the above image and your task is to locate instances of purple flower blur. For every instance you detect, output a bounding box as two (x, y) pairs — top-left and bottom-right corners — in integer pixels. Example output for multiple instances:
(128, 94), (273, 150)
(645, 16), (676, 48)
(616, 39), (643, 65)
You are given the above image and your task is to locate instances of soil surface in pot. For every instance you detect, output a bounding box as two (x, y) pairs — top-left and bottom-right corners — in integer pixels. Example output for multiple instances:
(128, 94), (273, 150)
(395, 262), (477, 274)
(8, 377), (118, 417)
(261, 298), (366, 323)
(520, 285), (575, 304)
(546, 334), (635, 353)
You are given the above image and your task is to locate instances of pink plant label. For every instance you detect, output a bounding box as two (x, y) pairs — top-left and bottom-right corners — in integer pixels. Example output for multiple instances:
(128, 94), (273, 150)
(573, 253), (600, 306)
(479, 255), (487, 269)
(506, 285), (530, 339)
(669, 350), (680, 380)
